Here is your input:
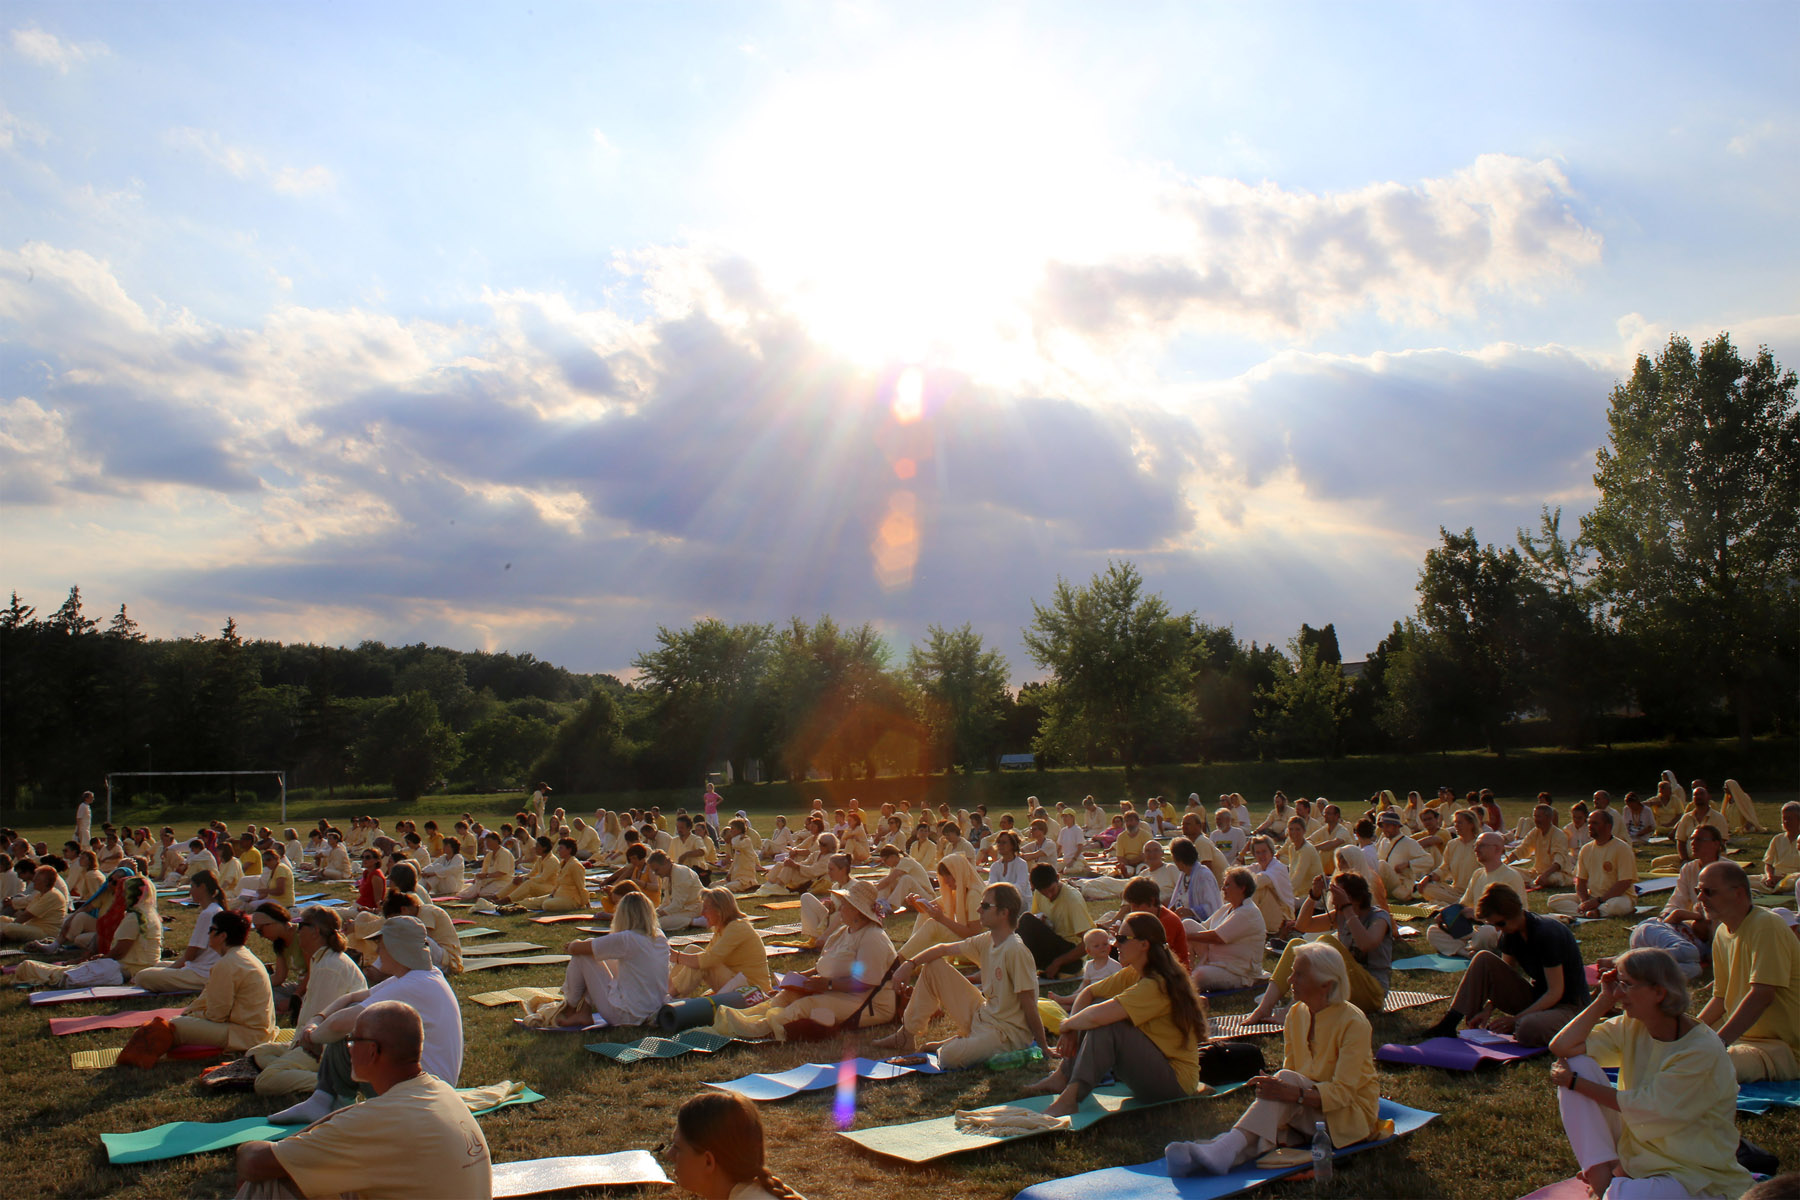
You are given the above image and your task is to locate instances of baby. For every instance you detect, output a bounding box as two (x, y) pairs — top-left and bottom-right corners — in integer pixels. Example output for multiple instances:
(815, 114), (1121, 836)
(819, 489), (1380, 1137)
(1080, 927), (1123, 987)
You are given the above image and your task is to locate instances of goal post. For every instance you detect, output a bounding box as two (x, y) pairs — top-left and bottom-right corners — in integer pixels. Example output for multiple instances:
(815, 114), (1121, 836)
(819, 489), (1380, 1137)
(104, 770), (288, 825)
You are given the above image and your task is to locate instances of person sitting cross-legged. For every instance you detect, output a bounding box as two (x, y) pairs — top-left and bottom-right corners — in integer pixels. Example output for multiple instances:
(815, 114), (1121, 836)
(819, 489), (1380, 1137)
(1425, 832), (1522, 958)
(1423, 882), (1590, 1047)
(1697, 860), (1800, 1083)
(1547, 948), (1753, 1200)
(171, 909), (279, 1052)
(233, 1000), (492, 1200)
(1626, 824), (1724, 981)
(872, 881), (1050, 1067)
(1548, 809), (1638, 919)
(1187, 867), (1267, 993)
(1245, 871), (1391, 1023)
(669, 887), (771, 999)
(1021, 911), (1206, 1115)
(1166, 941), (1379, 1176)
(1017, 862), (1095, 978)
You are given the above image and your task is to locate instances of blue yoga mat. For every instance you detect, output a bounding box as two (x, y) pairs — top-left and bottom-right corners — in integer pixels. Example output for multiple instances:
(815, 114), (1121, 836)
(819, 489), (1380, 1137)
(1012, 1099), (1438, 1200)
(1635, 877), (1679, 895)
(707, 1055), (944, 1101)
(1391, 954), (1469, 973)
(1738, 1080), (1800, 1114)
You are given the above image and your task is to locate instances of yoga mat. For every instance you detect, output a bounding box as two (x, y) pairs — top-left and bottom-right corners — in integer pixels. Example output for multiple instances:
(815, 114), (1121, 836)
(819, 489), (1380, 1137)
(529, 913), (596, 925)
(1636, 876), (1679, 894)
(586, 1029), (761, 1063)
(100, 1086), (547, 1162)
(1738, 1079), (1800, 1114)
(1197, 985), (1259, 1001)
(469, 987), (561, 1008)
(492, 1151), (669, 1198)
(1384, 990), (1450, 1012)
(841, 1084), (1234, 1163)
(1392, 954), (1470, 973)
(760, 922), (804, 937)
(1571, 906), (1658, 925)
(513, 1017), (608, 1033)
(461, 942), (550, 956)
(707, 1055), (946, 1101)
(1516, 1179), (1590, 1200)
(460, 954), (573, 973)
(1207, 1014), (1283, 1040)
(74, 1044), (224, 1070)
(1014, 1100), (1437, 1200)
(456, 927), (501, 939)
(1376, 1034), (1546, 1070)
(762, 900), (804, 910)
(1386, 904), (1433, 919)
(29, 985), (187, 1006)
(49, 1006), (185, 1036)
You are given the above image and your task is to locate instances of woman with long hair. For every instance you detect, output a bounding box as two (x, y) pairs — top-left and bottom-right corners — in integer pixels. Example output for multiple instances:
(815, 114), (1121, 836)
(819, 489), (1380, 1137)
(1024, 911), (1206, 1115)
(669, 1091), (805, 1199)
(557, 891), (670, 1028)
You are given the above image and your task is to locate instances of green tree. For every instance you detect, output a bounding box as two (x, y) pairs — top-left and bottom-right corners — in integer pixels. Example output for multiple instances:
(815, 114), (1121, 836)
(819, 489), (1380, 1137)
(1516, 507), (1619, 748)
(1256, 639), (1349, 759)
(1022, 561), (1193, 775)
(766, 617), (908, 781)
(533, 688), (635, 793)
(632, 620), (775, 785)
(355, 691), (461, 803)
(1583, 333), (1800, 746)
(460, 713), (556, 790)
(906, 623), (1011, 773)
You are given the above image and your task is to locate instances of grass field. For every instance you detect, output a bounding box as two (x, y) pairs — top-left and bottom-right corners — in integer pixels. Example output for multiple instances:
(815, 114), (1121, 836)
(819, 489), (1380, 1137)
(5, 768), (1798, 1199)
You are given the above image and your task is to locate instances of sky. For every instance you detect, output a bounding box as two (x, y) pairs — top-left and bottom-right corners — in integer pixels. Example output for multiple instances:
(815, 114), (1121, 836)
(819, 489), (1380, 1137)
(3, 1), (1797, 682)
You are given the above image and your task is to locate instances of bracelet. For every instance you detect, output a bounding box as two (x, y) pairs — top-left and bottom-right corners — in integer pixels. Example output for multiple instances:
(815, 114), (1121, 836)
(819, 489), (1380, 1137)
(1563, 1072), (1578, 1091)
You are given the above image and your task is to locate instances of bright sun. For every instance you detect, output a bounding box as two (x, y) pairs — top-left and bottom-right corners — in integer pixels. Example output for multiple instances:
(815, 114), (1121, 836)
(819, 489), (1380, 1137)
(716, 45), (1152, 381)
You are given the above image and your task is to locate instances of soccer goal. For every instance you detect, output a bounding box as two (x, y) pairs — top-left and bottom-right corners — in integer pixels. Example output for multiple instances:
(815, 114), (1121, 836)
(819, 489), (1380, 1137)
(103, 770), (289, 824)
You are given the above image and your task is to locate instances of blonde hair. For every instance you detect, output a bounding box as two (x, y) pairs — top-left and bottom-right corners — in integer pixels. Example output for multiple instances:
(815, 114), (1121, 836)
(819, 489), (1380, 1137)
(610, 891), (663, 941)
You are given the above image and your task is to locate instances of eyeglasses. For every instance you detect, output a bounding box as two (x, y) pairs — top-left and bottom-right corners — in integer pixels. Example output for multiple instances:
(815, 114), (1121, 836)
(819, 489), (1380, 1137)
(343, 1035), (383, 1051)
(1115, 935), (1142, 944)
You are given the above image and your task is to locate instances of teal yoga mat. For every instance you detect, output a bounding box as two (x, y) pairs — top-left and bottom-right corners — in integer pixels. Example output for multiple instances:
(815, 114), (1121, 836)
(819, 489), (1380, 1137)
(840, 1083), (1241, 1163)
(1391, 954), (1470, 973)
(1739, 1079), (1800, 1114)
(101, 1086), (547, 1164)
(585, 1029), (757, 1063)
(1012, 1099), (1438, 1200)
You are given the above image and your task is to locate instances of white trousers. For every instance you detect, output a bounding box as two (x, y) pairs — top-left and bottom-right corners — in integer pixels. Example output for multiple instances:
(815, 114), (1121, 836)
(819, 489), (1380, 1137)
(1547, 893), (1635, 918)
(1425, 924), (1501, 958)
(1558, 1056), (1702, 1199)
(799, 893), (841, 944)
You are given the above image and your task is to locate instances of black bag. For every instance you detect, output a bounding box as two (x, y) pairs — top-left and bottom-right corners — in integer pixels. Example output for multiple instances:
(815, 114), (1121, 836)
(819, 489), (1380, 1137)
(1438, 904), (1475, 940)
(1737, 1137), (1779, 1177)
(1198, 1040), (1265, 1085)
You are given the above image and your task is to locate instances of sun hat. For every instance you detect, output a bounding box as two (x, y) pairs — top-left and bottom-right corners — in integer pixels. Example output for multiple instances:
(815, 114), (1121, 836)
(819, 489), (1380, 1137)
(831, 880), (883, 925)
(367, 914), (432, 971)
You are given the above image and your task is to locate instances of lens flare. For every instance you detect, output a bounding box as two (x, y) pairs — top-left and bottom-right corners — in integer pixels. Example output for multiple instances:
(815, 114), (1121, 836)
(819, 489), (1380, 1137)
(893, 457), (916, 480)
(871, 489), (919, 590)
(833, 1052), (857, 1129)
(892, 368), (924, 424)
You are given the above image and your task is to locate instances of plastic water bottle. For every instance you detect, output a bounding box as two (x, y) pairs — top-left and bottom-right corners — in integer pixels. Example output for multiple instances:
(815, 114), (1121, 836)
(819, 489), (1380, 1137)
(985, 1043), (1045, 1071)
(1311, 1120), (1333, 1186)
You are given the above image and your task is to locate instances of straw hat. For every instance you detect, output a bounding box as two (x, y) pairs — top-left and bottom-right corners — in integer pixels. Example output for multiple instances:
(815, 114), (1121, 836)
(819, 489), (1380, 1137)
(832, 879), (883, 924)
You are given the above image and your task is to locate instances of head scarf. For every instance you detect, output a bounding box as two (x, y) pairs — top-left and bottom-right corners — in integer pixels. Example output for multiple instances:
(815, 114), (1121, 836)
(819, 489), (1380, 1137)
(937, 853), (984, 923)
(1660, 770), (1686, 807)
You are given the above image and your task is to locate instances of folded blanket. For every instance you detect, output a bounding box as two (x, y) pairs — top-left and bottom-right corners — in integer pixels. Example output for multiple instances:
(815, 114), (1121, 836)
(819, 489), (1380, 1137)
(955, 1106), (1069, 1135)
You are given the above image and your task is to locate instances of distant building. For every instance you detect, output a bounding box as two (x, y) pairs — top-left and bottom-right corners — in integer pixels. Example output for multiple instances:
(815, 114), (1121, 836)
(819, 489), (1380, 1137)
(999, 753), (1036, 771)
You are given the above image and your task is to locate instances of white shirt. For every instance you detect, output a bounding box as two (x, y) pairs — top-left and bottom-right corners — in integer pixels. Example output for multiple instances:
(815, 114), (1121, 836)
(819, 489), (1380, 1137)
(1200, 902), (1266, 974)
(987, 857), (1030, 892)
(1255, 858), (1294, 909)
(365, 967), (464, 1085)
(186, 901), (223, 973)
(1213, 826), (1248, 859)
(1056, 825), (1086, 867)
(585, 931), (671, 1024)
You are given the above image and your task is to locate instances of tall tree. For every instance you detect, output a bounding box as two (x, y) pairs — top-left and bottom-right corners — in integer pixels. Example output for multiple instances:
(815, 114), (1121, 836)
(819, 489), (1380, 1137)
(1516, 507), (1618, 747)
(766, 617), (908, 781)
(355, 691), (461, 803)
(907, 623), (1011, 773)
(632, 620), (775, 785)
(1583, 333), (1800, 746)
(1256, 638), (1349, 760)
(1022, 561), (1193, 775)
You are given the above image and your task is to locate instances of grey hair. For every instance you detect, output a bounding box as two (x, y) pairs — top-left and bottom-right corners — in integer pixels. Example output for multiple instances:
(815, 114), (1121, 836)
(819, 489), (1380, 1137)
(1616, 947), (1690, 1016)
(1292, 941), (1349, 1006)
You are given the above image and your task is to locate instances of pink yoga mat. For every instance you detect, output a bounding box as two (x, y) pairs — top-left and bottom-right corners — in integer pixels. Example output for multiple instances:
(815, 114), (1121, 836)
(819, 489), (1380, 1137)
(49, 1007), (185, 1036)
(1517, 1178), (1589, 1200)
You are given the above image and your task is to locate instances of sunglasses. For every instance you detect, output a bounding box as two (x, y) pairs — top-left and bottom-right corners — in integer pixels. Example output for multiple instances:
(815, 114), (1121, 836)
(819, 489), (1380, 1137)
(977, 902), (996, 911)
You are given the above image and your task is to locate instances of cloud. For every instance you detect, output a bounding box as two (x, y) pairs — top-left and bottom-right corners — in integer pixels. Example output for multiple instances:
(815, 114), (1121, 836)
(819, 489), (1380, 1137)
(166, 127), (335, 196)
(10, 25), (107, 73)
(0, 103), (48, 152)
(1035, 155), (1603, 342)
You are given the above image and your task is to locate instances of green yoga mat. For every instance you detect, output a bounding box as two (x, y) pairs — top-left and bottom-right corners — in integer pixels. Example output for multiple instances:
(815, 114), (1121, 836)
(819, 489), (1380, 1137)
(101, 1086), (546, 1164)
(586, 1029), (758, 1063)
(839, 1083), (1240, 1163)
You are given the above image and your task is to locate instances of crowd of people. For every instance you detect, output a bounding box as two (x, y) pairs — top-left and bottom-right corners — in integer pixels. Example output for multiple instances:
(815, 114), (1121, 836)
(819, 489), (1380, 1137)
(4, 772), (1791, 1200)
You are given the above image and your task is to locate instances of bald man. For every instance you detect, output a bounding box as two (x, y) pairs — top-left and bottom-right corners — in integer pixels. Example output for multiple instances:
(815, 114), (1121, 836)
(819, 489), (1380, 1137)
(235, 1001), (491, 1199)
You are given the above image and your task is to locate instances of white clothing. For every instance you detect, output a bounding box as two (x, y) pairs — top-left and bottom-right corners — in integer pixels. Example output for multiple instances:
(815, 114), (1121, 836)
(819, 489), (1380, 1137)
(571, 931), (670, 1025)
(987, 857), (1031, 893)
(362, 967), (464, 1086)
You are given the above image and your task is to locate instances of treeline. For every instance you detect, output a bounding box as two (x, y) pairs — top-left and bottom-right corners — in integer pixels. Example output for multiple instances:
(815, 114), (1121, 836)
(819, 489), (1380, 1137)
(2, 332), (1795, 808)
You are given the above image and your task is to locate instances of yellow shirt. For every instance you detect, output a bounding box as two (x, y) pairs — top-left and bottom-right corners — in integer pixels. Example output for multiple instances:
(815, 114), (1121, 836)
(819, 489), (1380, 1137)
(484, 847), (516, 879)
(694, 918), (772, 992)
(1515, 825), (1573, 876)
(1712, 907), (1800, 1059)
(955, 930), (1039, 1044)
(550, 856), (589, 906)
(416, 899), (463, 973)
(1575, 837), (1637, 893)
(669, 833), (712, 865)
(1113, 827), (1150, 861)
(273, 1072), (492, 1200)
(1459, 863), (1525, 909)
(114, 910), (163, 974)
(238, 847), (262, 877)
(323, 845), (351, 876)
(1090, 966), (1200, 1093)
(1282, 1000), (1379, 1147)
(1584, 1017), (1753, 1199)
(185, 944), (278, 1049)
(1766, 833), (1800, 877)
(17, 888), (68, 937)
(1031, 882), (1095, 941)
(1436, 837), (1478, 891)
(264, 860), (295, 904)
(1279, 841), (1323, 891)
(1673, 810), (1730, 846)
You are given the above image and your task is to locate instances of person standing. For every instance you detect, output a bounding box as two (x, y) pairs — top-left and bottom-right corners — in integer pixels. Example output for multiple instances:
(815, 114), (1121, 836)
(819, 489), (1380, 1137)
(74, 792), (92, 850)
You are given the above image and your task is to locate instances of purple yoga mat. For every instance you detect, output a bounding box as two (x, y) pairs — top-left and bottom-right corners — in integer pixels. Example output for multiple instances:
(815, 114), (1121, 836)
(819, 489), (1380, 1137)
(1376, 1035), (1546, 1070)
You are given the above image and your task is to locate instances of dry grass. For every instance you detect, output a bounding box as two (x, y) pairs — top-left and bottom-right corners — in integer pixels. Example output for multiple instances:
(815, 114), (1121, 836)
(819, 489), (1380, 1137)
(5, 795), (1798, 1199)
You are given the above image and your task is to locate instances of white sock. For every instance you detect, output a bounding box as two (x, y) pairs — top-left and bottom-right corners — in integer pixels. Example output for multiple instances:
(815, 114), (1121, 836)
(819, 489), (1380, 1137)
(1193, 1129), (1248, 1175)
(270, 1089), (335, 1124)
(1164, 1141), (1202, 1176)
